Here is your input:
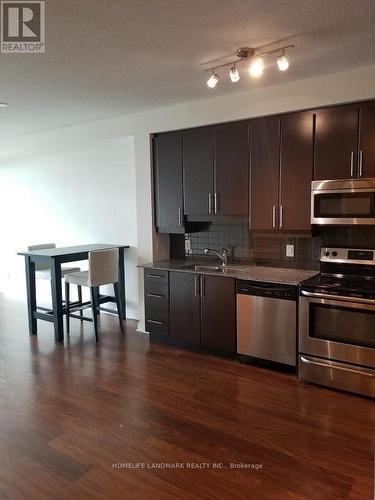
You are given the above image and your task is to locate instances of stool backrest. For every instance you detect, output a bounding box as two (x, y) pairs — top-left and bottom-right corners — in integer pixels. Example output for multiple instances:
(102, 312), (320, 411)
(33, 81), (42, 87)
(27, 243), (56, 270)
(88, 248), (119, 287)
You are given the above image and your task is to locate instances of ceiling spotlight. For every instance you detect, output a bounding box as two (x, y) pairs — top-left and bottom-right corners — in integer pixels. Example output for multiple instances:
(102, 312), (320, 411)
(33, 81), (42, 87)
(0, 102), (9, 107)
(229, 66), (240, 83)
(249, 58), (264, 78)
(203, 42), (294, 87)
(207, 72), (219, 88)
(277, 53), (289, 71)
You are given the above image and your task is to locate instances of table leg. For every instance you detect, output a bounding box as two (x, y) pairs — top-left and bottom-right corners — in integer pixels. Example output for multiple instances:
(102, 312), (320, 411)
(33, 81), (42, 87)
(25, 257), (37, 335)
(51, 259), (64, 342)
(118, 247), (126, 319)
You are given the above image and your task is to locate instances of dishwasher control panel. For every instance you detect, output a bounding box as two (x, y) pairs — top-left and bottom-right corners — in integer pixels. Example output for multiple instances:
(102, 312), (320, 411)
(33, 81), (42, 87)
(236, 280), (297, 300)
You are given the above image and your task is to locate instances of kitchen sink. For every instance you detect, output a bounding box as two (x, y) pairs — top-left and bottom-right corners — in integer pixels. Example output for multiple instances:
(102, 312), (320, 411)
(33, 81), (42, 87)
(181, 264), (224, 272)
(194, 265), (223, 272)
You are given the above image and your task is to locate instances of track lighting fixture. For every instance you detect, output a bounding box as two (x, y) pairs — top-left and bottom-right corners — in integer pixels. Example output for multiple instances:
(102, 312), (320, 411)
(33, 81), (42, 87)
(277, 52), (289, 71)
(207, 71), (219, 88)
(229, 66), (240, 83)
(205, 42), (293, 88)
(249, 58), (264, 78)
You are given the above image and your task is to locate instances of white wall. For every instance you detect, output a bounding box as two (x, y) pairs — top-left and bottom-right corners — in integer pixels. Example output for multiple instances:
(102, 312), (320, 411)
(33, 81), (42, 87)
(1, 64), (375, 331)
(0, 135), (139, 319)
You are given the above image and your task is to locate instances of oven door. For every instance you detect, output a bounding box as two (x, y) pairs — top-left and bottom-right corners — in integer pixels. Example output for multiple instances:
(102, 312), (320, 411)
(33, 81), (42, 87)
(311, 188), (375, 225)
(299, 292), (375, 368)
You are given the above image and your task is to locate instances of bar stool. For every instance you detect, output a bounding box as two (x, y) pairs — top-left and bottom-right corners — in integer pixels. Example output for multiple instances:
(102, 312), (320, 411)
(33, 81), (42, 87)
(65, 248), (124, 342)
(27, 243), (83, 312)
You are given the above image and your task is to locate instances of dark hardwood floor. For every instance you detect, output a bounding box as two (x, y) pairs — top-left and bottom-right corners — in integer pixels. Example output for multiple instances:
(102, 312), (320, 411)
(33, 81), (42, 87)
(0, 295), (374, 499)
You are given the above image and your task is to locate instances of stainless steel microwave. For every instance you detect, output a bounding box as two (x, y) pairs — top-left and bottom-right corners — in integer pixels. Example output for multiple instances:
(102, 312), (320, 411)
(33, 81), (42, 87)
(311, 178), (375, 225)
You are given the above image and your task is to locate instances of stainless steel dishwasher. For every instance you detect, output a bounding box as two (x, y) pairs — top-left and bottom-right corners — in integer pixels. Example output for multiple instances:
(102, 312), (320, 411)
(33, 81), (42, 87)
(237, 280), (297, 366)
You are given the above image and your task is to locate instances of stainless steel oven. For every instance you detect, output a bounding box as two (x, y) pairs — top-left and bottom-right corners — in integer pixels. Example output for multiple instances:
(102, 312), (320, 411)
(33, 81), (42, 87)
(311, 178), (375, 225)
(299, 247), (375, 397)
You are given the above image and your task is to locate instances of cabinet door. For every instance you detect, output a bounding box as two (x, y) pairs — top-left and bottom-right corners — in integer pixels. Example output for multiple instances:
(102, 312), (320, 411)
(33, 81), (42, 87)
(314, 104), (358, 180)
(169, 272), (200, 344)
(153, 132), (184, 233)
(359, 101), (375, 178)
(200, 276), (236, 353)
(183, 126), (215, 217)
(250, 117), (280, 230)
(215, 121), (249, 216)
(280, 112), (314, 231)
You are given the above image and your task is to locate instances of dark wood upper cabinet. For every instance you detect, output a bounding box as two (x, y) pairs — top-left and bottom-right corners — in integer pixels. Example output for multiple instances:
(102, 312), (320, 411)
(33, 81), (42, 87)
(153, 99), (375, 234)
(215, 121), (249, 217)
(183, 126), (215, 217)
(314, 104), (359, 180)
(280, 112), (314, 231)
(153, 132), (184, 233)
(169, 271), (201, 345)
(359, 101), (375, 178)
(200, 275), (236, 353)
(250, 116), (280, 230)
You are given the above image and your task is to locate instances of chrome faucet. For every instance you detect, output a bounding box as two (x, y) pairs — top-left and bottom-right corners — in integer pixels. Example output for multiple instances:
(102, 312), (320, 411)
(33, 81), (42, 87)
(204, 248), (228, 267)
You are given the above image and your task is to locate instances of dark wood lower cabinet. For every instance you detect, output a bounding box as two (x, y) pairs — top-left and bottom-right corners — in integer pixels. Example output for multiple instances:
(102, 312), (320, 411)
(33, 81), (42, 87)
(146, 270), (236, 355)
(200, 275), (236, 352)
(169, 271), (201, 344)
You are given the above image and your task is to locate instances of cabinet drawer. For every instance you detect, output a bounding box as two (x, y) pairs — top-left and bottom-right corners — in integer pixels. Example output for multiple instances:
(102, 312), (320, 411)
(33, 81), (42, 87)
(145, 284), (169, 310)
(144, 268), (169, 284)
(145, 307), (169, 336)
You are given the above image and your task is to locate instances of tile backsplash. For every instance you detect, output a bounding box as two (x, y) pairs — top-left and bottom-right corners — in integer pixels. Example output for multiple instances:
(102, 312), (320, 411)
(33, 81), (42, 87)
(185, 223), (375, 268)
(186, 223), (321, 266)
(187, 223), (249, 258)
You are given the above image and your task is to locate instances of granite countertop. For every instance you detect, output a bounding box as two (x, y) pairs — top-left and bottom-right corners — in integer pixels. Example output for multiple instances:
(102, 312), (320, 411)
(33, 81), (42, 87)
(140, 259), (318, 286)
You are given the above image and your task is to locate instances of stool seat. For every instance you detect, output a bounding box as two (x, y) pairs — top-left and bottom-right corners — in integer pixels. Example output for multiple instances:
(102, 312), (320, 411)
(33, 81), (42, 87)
(65, 248), (123, 342)
(65, 270), (90, 287)
(36, 266), (81, 280)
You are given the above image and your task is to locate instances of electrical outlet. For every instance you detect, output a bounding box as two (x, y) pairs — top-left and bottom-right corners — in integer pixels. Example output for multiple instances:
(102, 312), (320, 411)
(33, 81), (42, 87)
(185, 236), (192, 254)
(286, 244), (294, 258)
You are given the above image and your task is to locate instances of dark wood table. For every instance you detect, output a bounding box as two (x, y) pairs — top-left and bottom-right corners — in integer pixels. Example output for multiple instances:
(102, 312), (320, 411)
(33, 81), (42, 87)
(18, 244), (129, 343)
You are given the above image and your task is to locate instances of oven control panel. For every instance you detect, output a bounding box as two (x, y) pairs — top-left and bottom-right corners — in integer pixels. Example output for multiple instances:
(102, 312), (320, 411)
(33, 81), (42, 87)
(320, 247), (375, 265)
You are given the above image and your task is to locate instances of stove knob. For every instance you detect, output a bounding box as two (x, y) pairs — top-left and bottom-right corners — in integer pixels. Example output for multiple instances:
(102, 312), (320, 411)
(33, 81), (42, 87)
(324, 251), (330, 257)
(332, 251), (338, 257)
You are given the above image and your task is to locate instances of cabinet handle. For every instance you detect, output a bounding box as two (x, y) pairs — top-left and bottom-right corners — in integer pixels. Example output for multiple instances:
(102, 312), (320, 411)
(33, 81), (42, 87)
(208, 193), (212, 214)
(148, 319), (164, 325)
(350, 151), (355, 177)
(178, 207), (183, 226)
(201, 276), (205, 296)
(147, 274), (163, 279)
(194, 275), (199, 297)
(358, 150), (363, 177)
(146, 293), (163, 298)
(272, 206), (276, 229)
(214, 192), (218, 215)
(279, 205), (283, 229)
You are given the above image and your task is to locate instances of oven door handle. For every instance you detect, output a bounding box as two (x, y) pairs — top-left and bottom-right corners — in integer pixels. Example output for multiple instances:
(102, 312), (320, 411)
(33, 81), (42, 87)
(300, 356), (375, 378)
(300, 290), (375, 306)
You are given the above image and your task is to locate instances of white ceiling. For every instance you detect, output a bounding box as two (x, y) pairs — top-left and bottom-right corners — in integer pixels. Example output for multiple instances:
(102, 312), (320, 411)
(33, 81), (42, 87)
(1, 0), (375, 140)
